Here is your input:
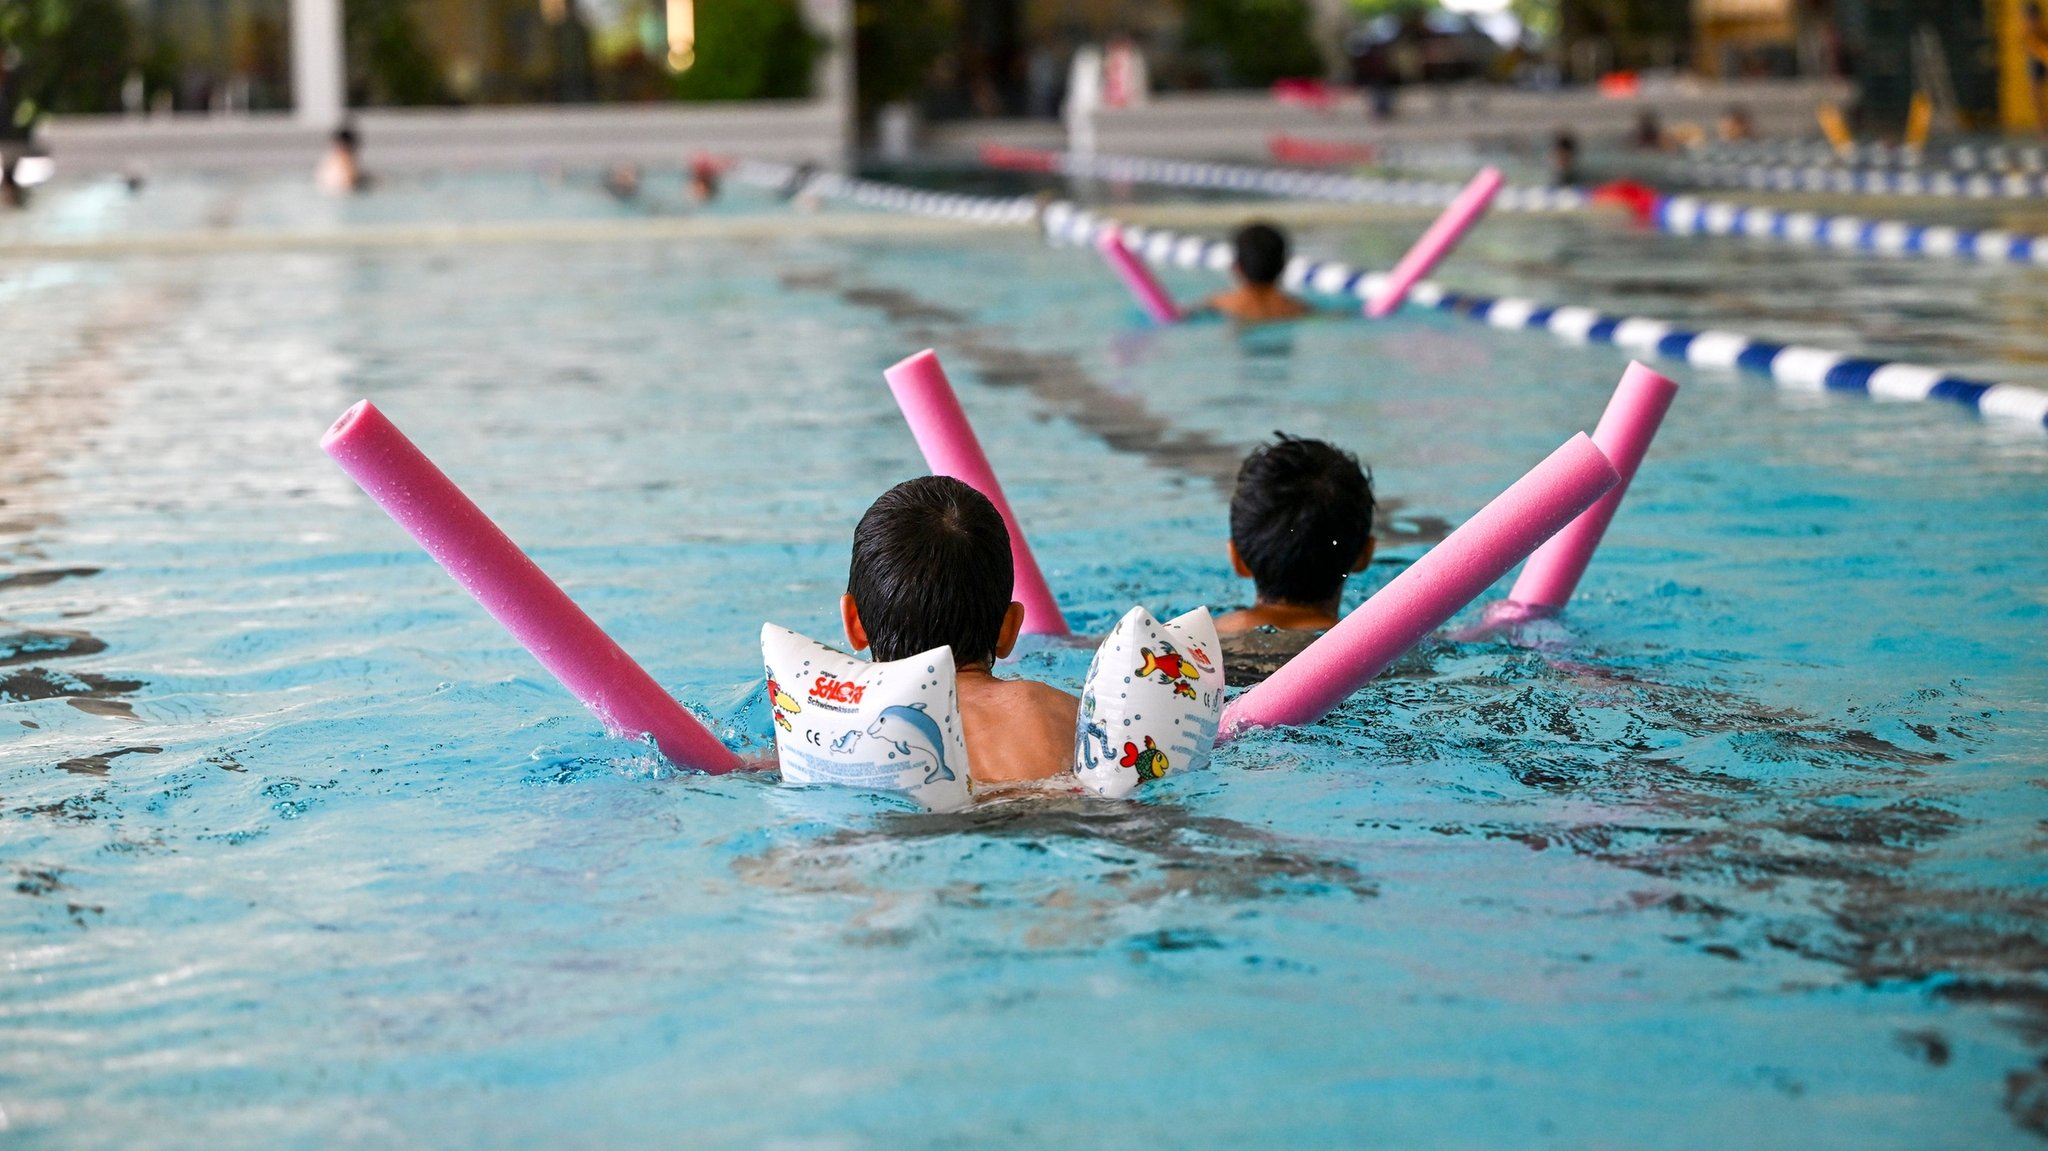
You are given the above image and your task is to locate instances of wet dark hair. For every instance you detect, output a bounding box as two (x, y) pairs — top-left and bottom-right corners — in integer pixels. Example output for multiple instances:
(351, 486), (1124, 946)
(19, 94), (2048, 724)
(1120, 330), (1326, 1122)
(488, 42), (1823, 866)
(1233, 222), (1289, 286)
(848, 476), (1014, 666)
(1230, 434), (1375, 606)
(333, 126), (359, 151)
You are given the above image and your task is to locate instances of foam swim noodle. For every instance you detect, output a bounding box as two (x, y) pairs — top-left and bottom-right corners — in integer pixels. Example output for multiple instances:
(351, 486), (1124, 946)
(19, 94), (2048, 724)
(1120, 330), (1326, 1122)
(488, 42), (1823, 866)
(1365, 166), (1505, 319)
(1217, 433), (1621, 739)
(1096, 230), (1182, 325)
(882, 349), (1071, 637)
(321, 400), (745, 774)
(1508, 362), (1679, 611)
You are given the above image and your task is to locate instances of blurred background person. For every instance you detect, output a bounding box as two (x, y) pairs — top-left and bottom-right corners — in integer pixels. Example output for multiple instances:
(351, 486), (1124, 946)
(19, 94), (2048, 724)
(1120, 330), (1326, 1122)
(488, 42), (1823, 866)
(1632, 108), (1665, 150)
(315, 125), (367, 194)
(0, 154), (25, 209)
(602, 162), (642, 202)
(1550, 128), (1580, 186)
(688, 157), (721, 204)
(1717, 103), (1756, 141)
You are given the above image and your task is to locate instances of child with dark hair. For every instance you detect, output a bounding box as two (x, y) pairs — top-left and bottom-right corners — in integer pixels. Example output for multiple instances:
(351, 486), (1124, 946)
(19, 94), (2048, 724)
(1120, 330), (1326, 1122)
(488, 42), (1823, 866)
(841, 476), (1078, 783)
(316, 124), (368, 194)
(1217, 435), (1376, 674)
(1198, 221), (1313, 324)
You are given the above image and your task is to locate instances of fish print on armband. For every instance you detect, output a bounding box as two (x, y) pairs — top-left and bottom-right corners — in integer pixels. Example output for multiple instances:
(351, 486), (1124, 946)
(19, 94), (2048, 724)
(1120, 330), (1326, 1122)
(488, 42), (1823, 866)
(1137, 642), (1201, 701)
(1122, 736), (1170, 781)
(767, 675), (802, 732)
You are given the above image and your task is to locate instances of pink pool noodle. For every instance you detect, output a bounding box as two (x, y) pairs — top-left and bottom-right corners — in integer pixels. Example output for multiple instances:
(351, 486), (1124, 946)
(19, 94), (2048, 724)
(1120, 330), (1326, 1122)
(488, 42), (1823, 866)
(1096, 231), (1181, 325)
(1507, 362), (1679, 611)
(1364, 166), (1505, 319)
(882, 350), (1070, 637)
(1218, 433), (1620, 739)
(320, 400), (744, 774)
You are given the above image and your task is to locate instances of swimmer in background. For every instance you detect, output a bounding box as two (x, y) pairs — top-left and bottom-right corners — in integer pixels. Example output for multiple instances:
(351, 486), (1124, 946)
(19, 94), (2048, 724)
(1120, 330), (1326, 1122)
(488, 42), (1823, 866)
(316, 125), (369, 194)
(688, 156), (721, 203)
(0, 155), (24, 209)
(602, 162), (642, 202)
(1216, 435), (1376, 681)
(1191, 222), (1314, 324)
(1549, 128), (1580, 187)
(841, 476), (1079, 784)
(1717, 104), (1755, 143)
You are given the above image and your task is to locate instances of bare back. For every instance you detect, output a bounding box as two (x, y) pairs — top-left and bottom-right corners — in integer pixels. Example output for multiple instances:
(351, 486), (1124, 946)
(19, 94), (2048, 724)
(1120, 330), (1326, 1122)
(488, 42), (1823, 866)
(956, 673), (1080, 784)
(1204, 284), (1313, 324)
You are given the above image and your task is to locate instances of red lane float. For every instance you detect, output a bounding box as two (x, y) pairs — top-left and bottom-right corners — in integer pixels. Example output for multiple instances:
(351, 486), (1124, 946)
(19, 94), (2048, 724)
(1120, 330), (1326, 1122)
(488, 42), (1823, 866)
(321, 400), (745, 773)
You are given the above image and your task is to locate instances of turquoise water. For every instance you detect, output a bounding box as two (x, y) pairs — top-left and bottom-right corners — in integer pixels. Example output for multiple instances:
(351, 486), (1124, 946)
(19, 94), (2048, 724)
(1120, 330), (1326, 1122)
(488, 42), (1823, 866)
(3, 173), (2047, 1148)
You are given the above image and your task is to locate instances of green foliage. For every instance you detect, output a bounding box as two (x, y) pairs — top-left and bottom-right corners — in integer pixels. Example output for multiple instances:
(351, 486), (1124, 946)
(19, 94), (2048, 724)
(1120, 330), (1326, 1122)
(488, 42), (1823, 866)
(345, 0), (448, 107)
(1511, 0), (1559, 43)
(855, 0), (952, 112)
(1185, 0), (1325, 86)
(1, 0), (134, 126)
(670, 0), (823, 101)
(1346, 0), (1434, 19)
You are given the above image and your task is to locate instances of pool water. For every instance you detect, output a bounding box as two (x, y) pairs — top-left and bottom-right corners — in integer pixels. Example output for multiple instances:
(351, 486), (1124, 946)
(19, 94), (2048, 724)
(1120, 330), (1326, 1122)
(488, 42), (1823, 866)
(3, 172), (2046, 1149)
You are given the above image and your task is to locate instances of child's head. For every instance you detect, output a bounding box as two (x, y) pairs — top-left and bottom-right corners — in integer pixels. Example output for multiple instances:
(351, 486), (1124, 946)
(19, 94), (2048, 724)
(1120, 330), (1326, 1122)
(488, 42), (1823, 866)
(844, 476), (1020, 666)
(1232, 222), (1290, 287)
(1229, 434), (1375, 607)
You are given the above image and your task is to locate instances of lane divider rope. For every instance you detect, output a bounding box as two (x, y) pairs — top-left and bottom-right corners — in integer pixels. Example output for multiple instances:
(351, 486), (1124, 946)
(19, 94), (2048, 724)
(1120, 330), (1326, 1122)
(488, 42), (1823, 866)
(1654, 193), (2048, 265)
(976, 145), (1589, 213)
(728, 160), (2048, 434)
(1674, 158), (2048, 199)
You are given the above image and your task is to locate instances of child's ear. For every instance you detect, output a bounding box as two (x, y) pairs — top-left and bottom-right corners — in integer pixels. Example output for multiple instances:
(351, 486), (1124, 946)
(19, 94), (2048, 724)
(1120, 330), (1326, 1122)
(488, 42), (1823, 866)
(840, 594), (869, 652)
(1228, 540), (1253, 578)
(991, 601), (1026, 661)
(1351, 537), (1376, 574)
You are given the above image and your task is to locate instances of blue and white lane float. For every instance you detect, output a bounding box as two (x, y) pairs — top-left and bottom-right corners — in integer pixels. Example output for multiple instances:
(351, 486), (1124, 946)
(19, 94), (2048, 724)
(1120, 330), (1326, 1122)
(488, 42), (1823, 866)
(726, 159), (1041, 226)
(1676, 159), (2048, 200)
(1689, 141), (2048, 173)
(1037, 202), (2048, 434)
(724, 161), (2048, 434)
(1656, 194), (2048, 265)
(978, 145), (1589, 213)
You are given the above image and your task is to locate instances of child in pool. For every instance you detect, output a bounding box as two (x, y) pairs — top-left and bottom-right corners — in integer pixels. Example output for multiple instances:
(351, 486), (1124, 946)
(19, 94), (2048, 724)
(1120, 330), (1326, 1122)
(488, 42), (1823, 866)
(1216, 435), (1376, 680)
(1195, 222), (1314, 324)
(841, 476), (1079, 784)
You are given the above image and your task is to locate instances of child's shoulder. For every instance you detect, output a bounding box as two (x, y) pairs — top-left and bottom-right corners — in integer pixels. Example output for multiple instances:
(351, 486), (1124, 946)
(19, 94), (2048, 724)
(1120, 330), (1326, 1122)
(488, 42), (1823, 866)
(1010, 676), (1080, 715)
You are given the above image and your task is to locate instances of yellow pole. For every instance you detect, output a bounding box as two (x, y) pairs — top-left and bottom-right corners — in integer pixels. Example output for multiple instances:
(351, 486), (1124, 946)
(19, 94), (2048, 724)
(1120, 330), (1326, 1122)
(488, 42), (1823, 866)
(1997, 0), (2048, 132)
(1905, 91), (1933, 146)
(1817, 103), (1855, 158)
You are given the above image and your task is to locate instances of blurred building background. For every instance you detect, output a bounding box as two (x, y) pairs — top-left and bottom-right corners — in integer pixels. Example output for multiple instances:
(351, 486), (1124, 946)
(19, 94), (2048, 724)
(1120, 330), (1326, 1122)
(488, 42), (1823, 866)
(1, 0), (2043, 163)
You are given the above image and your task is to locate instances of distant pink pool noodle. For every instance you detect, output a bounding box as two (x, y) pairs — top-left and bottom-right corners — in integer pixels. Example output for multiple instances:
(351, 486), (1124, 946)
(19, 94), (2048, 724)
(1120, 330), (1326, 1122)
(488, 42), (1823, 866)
(883, 350), (1070, 637)
(1507, 361), (1679, 611)
(320, 400), (744, 774)
(1218, 433), (1620, 739)
(1096, 230), (1181, 325)
(1364, 166), (1505, 319)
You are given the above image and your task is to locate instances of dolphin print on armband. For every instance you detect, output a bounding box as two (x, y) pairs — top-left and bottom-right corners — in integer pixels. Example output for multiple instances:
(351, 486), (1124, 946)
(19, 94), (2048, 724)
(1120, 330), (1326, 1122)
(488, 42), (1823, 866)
(868, 703), (958, 785)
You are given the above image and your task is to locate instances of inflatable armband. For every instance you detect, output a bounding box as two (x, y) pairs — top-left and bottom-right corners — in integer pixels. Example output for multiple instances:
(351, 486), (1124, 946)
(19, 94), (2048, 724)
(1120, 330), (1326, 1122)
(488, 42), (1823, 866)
(761, 625), (972, 812)
(1074, 606), (1225, 798)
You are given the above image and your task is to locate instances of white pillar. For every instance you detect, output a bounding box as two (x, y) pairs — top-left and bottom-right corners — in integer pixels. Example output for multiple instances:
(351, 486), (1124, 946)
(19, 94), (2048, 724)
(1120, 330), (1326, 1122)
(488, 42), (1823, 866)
(291, 0), (346, 127)
(800, 0), (855, 168)
(1307, 0), (1351, 82)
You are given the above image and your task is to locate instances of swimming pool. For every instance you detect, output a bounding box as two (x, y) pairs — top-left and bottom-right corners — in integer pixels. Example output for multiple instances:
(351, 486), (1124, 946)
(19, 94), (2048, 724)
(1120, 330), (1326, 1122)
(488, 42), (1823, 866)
(3, 171), (2046, 1148)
